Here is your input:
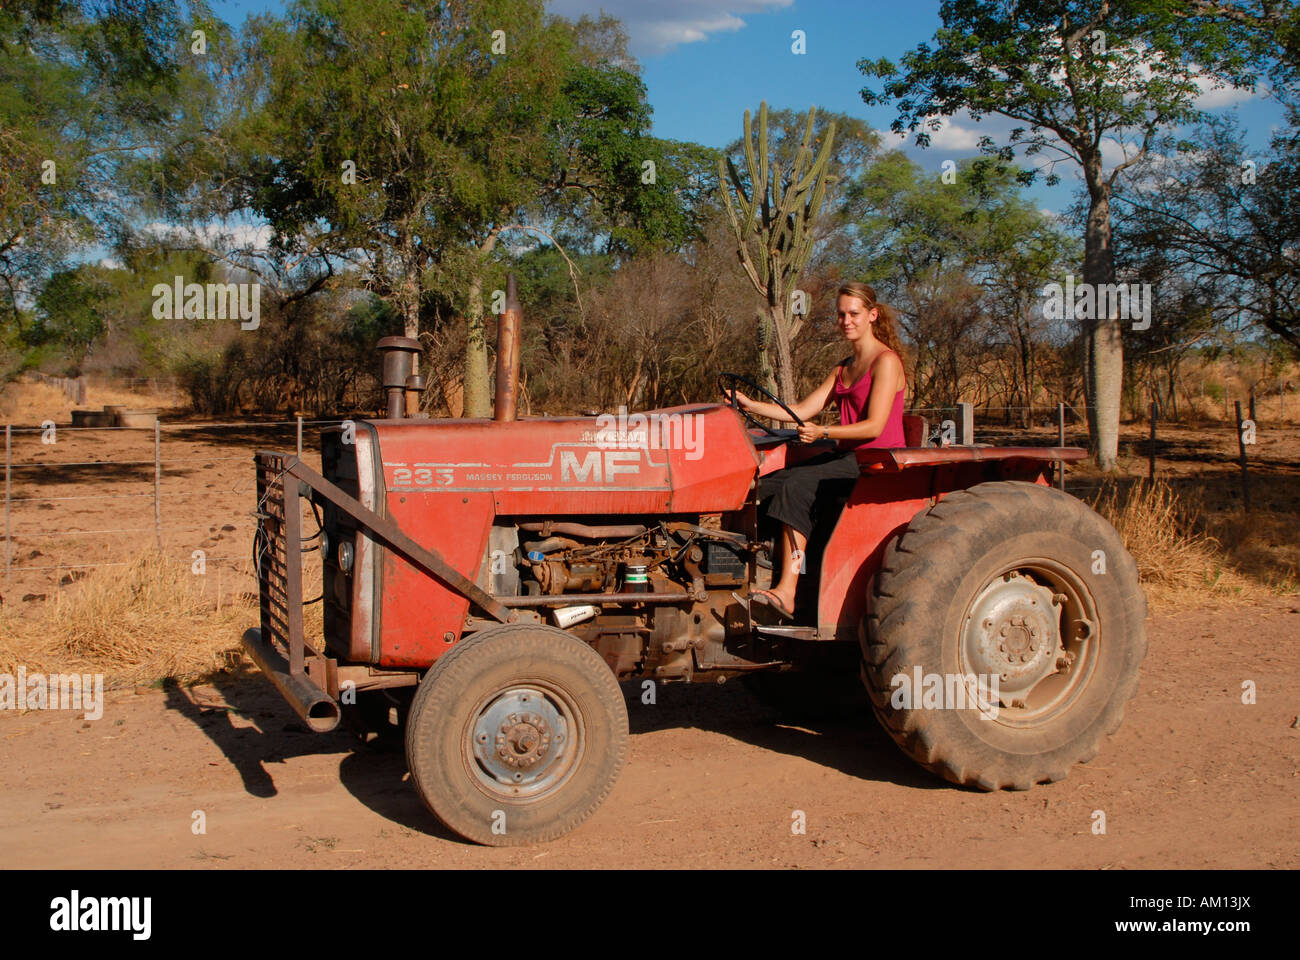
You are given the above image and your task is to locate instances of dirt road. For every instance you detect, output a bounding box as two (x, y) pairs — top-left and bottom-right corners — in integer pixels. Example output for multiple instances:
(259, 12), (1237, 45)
(2, 597), (1297, 870)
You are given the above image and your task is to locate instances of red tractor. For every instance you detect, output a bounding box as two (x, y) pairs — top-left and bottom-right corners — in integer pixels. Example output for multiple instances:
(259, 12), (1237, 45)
(243, 336), (1146, 847)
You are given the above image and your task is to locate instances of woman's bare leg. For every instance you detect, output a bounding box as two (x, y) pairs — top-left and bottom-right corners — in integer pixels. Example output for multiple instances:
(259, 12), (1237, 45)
(759, 523), (806, 613)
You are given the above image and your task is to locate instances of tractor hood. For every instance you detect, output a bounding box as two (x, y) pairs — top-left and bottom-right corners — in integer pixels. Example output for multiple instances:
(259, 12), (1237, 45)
(367, 403), (761, 516)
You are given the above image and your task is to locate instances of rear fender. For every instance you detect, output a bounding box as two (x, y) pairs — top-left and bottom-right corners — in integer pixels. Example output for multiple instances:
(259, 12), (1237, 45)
(815, 448), (1079, 641)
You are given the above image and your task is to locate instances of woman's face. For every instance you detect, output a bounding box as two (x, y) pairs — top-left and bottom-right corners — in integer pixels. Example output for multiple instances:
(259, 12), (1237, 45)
(837, 294), (877, 342)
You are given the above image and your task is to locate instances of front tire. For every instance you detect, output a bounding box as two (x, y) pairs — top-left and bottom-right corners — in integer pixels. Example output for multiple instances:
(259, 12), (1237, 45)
(862, 481), (1147, 790)
(405, 623), (628, 846)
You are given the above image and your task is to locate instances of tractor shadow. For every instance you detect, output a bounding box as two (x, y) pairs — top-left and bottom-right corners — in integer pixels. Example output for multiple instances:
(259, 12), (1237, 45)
(621, 680), (948, 791)
(161, 676), (466, 842)
(162, 668), (945, 843)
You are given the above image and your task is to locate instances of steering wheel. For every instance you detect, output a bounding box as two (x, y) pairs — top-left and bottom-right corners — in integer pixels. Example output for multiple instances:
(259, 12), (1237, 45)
(717, 372), (804, 438)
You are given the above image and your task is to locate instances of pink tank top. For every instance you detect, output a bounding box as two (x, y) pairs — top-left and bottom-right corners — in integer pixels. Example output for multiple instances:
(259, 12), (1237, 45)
(834, 355), (906, 450)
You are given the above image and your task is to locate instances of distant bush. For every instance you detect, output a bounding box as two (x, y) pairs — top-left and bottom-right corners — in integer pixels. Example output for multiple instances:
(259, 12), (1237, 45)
(175, 348), (247, 416)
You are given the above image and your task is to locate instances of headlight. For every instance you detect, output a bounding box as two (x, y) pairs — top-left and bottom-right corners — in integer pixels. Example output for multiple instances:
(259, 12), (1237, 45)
(338, 540), (354, 573)
(320, 530), (330, 558)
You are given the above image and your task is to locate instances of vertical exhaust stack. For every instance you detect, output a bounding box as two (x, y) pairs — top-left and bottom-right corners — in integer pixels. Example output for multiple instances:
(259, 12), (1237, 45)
(377, 336), (421, 419)
(494, 273), (522, 422)
(404, 373), (427, 418)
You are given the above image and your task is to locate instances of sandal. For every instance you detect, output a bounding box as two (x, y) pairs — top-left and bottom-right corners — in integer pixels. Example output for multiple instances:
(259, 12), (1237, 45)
(737, 588), (795, 622)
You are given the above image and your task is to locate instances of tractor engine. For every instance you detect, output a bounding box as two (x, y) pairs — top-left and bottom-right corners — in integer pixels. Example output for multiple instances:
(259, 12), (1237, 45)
(485, 516), (774, 683)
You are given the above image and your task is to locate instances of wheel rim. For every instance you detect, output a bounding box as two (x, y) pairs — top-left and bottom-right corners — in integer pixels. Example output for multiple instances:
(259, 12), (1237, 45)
(959, 558), (1099, 728)
(464, 682), (585, 802)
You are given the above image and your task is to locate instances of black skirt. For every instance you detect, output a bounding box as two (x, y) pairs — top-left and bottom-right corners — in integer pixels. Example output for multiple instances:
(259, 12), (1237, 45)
(755, 449), (861, 539)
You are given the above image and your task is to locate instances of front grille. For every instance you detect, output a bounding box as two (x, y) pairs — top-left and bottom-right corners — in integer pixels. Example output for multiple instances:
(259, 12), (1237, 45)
(255, 452), (297, 657)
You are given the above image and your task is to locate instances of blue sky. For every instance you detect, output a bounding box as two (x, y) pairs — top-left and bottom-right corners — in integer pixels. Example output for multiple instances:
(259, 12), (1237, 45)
(214, 0), (1289, 216)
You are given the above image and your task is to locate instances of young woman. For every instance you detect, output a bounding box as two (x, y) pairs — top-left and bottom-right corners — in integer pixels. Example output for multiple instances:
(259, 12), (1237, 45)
(725, 282), (907, 619)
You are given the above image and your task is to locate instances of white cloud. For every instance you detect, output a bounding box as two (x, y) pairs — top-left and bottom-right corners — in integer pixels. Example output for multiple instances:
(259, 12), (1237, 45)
(546, 0), (792, 57)
(142, 220), (274, 252)
(917, 114), (983, 152)
(1192, 75), (1256, 109)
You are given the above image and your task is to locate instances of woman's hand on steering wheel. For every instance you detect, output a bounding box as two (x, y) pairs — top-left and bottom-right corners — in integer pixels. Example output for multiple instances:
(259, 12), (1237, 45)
(717, 372), (804, 437)
(719, 386), (755, 411)
(796, 422), (826, 444)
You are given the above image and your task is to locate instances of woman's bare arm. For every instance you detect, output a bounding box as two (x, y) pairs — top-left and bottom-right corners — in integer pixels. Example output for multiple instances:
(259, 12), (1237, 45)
(726, 369), (838, 423)
(798, 352), (903, 443)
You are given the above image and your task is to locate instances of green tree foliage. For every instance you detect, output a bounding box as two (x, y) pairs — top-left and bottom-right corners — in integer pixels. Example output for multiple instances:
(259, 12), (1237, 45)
(0, 0), (219, 332)
(30, 266), (111, 371)
(207, 0), (697, 418)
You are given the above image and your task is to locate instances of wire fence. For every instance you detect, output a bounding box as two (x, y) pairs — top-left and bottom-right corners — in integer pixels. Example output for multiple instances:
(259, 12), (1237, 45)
(3, 417), (349, 583)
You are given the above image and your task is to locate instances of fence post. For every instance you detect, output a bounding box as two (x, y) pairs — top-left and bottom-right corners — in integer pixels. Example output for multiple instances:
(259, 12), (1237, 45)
(957, 402), (974, 445)
(297, 415), (303, 458)
(1234, 401), (1251, 512)
(1148, 401), (1158, 481)
(1057, 402), (1066, 491)
(4, 425), (10, 580)
(154, 421), (163, 550)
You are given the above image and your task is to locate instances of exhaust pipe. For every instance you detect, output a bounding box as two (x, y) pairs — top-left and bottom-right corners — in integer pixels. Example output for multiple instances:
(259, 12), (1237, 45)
(494, 274), (522, 422)
(377, 336), (421, 419)
(240, 628), (341, 733)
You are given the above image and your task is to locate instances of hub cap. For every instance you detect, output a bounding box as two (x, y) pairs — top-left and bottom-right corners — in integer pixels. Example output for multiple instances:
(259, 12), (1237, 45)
(960, 561), (1098, 727)
(964, 572), (1061, 702)
(468, 686), (580, 801)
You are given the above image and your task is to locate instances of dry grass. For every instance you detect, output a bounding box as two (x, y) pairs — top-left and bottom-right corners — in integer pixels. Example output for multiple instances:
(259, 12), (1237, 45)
(1087, 479), (1261, 605)
(0, 377), (177, 425)
(0, 551), (256, 687)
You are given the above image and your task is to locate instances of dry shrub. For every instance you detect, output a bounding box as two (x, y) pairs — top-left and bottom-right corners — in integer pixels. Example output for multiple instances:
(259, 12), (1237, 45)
(0, 551), (256, 687)
(1088, 479), (1256, 603)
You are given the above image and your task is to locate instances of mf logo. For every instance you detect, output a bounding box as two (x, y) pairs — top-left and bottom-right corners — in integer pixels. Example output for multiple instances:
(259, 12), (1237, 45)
(559, 450), (641, 483)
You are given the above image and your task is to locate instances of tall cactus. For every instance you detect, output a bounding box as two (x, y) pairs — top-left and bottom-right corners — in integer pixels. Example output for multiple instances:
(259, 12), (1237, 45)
(719, 102), (836, 406)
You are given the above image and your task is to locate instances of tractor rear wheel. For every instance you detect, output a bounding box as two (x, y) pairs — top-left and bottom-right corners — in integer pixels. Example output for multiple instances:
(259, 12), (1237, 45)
(405, 623), (628, 846)
(862, 481), (1147, 790)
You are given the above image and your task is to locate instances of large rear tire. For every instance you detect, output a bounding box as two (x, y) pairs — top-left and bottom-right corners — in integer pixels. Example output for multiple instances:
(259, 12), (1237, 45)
(862, 481), (1146, 790)
(406, 623), (628, 846)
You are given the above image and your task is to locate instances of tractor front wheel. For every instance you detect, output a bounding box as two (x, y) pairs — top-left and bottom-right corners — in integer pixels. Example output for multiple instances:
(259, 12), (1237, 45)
(405, 623), (628, 846)
(862, 481), (1147, 790)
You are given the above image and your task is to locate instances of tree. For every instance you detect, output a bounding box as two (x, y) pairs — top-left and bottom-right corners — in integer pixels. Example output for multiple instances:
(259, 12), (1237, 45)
(850, 153), (1076, 415)
(718, 101), (837, 404)
(220, 0), (693, 418)
(0, 0), (218, 330)
(31, 266), (111, 372)
(1114, 114), (1300, 357)
(860, 0), (1266, 468)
